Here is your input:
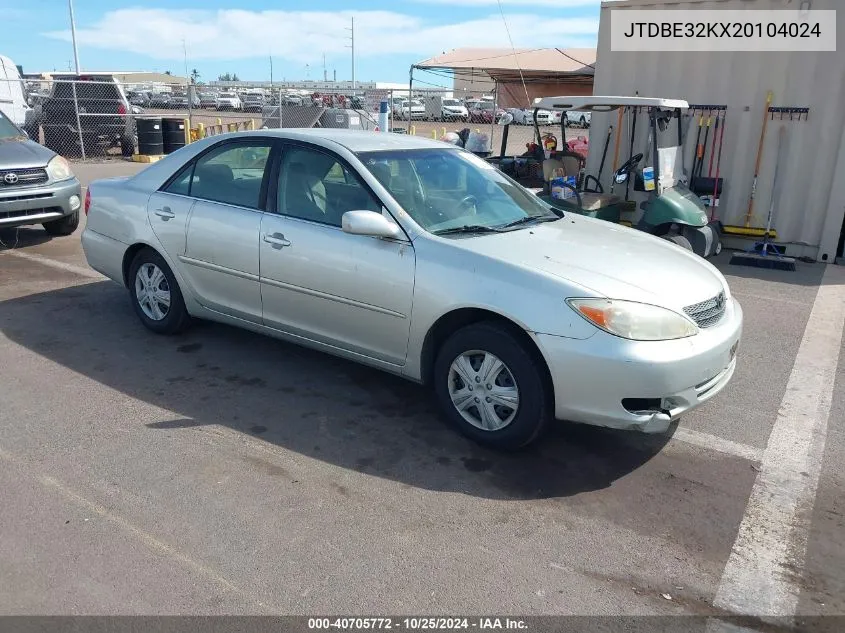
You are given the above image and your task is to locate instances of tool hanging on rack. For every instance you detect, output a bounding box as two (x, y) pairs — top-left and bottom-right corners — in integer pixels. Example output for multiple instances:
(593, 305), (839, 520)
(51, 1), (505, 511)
(723, 95), (809, 238)
(724, 91), (774, 238)
(609, 106), (625, 194)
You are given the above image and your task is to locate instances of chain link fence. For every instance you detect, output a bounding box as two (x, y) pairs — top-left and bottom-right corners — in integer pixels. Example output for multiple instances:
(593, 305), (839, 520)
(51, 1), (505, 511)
(3, 78), (588, 160)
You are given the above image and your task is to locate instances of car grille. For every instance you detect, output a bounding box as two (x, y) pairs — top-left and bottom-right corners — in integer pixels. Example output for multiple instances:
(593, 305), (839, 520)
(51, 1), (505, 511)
(0, 206), (63, 221)
(0, 168), (49, 187)
(684, 291), (727, 328)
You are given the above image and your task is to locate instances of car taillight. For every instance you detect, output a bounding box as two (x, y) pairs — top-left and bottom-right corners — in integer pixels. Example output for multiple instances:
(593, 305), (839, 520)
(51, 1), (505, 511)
(84, 188), (91, 216)
(118, 103), (127, 115)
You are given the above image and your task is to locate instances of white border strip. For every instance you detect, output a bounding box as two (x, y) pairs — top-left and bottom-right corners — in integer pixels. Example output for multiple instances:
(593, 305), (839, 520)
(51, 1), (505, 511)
(0, 249), (103, 279)
(714, 264), (845, 617)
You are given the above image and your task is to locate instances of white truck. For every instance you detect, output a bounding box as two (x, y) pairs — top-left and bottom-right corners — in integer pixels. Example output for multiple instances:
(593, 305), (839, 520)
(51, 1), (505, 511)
(0, 55), (33, 131)
(423, 95), (468, 121)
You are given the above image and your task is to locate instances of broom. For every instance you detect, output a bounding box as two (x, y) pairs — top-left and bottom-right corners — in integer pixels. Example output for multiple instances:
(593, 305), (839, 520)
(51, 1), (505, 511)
(723, 91), (778, 239)
(729, 125), (795, 271)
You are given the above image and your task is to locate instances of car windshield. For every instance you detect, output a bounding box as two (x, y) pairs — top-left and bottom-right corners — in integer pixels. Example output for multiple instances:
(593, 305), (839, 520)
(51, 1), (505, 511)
(443, 99), (460, 106)
(479, 102), (494, 110)
(0, 110), (25, 140)
(220, 93), (236, 98)
(358, 148), (559, 234)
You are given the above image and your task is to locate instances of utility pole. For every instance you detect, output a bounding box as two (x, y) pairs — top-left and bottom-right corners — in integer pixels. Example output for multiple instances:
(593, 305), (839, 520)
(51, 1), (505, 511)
(269, 54), (274, 86)
(323, 53), (327, 82)
(68, 0), (81, 73)
(345, 17), (355, 89)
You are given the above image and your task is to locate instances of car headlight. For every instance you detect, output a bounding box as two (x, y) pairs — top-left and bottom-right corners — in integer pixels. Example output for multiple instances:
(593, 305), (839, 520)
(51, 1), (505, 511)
(46, 155), (74, 182)
(567, 298), (699, 341)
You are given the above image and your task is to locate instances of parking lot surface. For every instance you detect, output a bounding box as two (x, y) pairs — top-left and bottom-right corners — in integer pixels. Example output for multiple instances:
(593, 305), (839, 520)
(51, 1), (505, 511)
(0, 162), (843, 626)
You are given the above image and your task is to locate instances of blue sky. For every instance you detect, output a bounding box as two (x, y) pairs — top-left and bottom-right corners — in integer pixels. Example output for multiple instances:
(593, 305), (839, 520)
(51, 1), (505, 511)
(2, 0), (600, 84)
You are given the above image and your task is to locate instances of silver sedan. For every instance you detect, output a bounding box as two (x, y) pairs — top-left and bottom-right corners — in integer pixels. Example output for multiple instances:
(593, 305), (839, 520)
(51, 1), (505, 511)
(81, 129), (742, 450)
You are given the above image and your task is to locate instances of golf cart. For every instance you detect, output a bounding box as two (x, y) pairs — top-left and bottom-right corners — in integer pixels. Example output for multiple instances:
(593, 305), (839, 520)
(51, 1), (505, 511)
(491, 96), (721, 258)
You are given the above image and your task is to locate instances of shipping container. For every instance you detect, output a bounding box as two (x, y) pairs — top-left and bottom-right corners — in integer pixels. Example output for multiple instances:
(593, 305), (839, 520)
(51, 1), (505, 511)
(590, 0), (845, 261)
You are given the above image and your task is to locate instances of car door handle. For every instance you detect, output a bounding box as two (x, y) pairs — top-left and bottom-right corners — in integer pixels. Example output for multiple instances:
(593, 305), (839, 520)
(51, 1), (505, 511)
(154, 207), (175, 220)
(263, 233), (291, 248)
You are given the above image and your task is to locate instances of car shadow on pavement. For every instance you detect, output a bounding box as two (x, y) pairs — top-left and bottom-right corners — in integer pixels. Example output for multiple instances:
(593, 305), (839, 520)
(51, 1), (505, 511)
(0, 281), (672, 500)
(0, 227), (55, 250)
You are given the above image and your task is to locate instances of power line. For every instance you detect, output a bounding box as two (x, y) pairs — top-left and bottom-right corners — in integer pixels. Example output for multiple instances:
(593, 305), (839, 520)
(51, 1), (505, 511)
(496, 0), (531, 108)
(555, 48), (596, 70)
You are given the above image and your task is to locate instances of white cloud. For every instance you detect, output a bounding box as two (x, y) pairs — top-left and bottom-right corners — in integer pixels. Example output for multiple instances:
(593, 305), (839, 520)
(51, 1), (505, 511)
(42, 8), (598, 65)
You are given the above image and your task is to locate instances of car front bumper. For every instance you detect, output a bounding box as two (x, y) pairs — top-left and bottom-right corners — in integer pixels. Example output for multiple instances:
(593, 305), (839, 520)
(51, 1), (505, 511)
(0, 177), (82, 229)
(535, 297), (743, 433)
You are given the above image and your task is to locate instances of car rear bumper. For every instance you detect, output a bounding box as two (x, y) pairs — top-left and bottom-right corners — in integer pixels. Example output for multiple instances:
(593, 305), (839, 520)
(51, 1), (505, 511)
(534, 297), (743, 433)
(0, 178), (82, 228)
(81, 227), (127, 284)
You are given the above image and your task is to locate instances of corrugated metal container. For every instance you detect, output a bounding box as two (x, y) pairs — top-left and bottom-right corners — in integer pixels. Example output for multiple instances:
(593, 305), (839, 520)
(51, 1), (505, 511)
(589, 0), (845, 261)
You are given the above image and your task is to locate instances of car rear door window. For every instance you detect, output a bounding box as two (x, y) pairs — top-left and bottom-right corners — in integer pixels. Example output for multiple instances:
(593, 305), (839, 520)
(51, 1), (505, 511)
(178, 141), (272, 209)
(277, 146), (380, 227)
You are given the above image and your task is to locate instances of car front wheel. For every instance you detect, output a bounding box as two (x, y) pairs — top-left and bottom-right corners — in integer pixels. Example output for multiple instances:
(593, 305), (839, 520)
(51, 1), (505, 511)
(433, 322), (550, 450)
(43, 211), (79, 236)
(128, 248), (191, 334)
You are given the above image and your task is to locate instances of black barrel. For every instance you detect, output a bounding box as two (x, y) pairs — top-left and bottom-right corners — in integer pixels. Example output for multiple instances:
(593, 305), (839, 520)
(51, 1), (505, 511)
(137, 117), (163, 156)
(162, 118), (186, 154)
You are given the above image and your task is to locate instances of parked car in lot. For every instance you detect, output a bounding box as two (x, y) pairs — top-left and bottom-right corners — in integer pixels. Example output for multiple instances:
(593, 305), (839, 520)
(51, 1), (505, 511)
(565, 110), (591, 128)
(508, 108), (534, 125)
(439, 98), (469, 121)
(198, 92), (217, 109)
(37, 74), (137, 157)
(169, 92), (200, 110)
(242, 92), (265, 113)
(399, 99), (425, 120)
(128, 91), (150, 107)
(81, 129), (742, 450)
(469, 101), (505, 124)
(0, 110), (82, 235)
(390, 97), (407, 117)
(216, 92), (242, 111)
(148, 93), (172, 109)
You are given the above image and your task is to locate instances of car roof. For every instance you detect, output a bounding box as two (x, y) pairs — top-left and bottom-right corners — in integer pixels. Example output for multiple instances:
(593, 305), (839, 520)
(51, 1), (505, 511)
(205, 129), (452, 152)
(533, 95), (689, 111)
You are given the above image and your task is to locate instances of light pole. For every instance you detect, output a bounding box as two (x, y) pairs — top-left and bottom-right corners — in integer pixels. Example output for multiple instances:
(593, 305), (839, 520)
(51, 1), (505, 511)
(345, 17), (355, 90)
(68, 0), (81, 73)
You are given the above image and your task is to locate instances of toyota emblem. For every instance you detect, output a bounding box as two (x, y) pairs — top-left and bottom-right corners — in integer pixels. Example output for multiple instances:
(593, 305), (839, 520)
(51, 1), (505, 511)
(3, 172), (18, 184)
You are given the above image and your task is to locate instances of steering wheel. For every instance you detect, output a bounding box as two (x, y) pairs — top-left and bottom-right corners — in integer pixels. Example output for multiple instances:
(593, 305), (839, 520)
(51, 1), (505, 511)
(453, 195), (478, 215)
(615, 153), (644, 178)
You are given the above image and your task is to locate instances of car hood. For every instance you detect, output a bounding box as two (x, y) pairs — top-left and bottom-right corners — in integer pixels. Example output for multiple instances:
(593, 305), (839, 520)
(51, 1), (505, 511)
(0, 137), (55, 169)
(448, 215), (726, 310)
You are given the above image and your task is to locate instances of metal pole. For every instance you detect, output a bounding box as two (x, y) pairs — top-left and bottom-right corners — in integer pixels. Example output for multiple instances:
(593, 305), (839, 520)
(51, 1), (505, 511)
(68, 0), (81, 73)
(407, 67), (414, 134)
(351, 17), (355, 90)
(183, 40), (192, 131)
(70, 80), (86, 160)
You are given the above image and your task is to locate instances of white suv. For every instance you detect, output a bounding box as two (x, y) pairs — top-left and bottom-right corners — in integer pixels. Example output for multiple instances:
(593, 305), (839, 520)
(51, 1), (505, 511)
(216, 92), (242, 111)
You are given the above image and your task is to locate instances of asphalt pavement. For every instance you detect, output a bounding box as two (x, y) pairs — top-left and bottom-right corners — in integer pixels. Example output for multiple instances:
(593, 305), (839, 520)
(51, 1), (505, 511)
(0, 161), (843, 630)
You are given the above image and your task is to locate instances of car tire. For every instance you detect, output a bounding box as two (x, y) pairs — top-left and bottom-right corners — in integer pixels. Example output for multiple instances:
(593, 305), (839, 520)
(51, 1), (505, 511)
(128, 248), (191, 335)
(433, 321), (550, 450)
(663, 233), (693, 251)
(42, 211), (79, 236)
(120, 135), (137, 157)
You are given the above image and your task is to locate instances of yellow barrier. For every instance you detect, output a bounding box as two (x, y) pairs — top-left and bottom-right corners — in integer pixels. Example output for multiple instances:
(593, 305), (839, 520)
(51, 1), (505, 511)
(190, 119), (255, 140)
(410, 125), (416, 136)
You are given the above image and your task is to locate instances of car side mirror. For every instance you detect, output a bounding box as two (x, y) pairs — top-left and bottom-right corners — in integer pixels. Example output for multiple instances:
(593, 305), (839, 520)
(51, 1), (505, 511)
(614, 171), (628, 184)
(342, 210), (403, 239)
(498, 112), (514, 126)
